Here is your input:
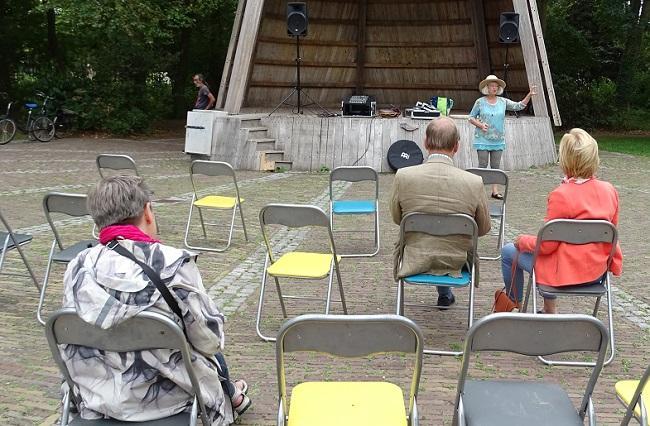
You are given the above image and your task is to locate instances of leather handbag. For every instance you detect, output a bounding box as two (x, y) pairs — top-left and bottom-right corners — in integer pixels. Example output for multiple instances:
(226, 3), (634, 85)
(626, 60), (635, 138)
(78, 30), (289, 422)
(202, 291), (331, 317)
(492, 252), (520, 313)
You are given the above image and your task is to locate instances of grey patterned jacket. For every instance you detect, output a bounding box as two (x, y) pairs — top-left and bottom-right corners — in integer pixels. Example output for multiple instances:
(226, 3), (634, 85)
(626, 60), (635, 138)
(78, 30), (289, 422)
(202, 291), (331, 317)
(61, 240), (234, 425)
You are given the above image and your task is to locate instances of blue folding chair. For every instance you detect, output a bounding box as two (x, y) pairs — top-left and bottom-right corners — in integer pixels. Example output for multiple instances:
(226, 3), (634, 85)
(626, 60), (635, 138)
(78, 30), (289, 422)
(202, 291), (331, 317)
(329, 166), (379, 257)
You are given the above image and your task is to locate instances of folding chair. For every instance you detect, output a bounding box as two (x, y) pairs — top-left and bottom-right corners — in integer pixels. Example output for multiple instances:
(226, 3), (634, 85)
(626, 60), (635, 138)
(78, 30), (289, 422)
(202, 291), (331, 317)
(276, 314), (423, 426)
(396, 212), (478, 356)
(45, 308), (210, 426)
(522, 219), (617, 366)
(96, 154), (140, 178)
(37, 193), (98, 326)
(256, 204), (347, 342)
(466, 168), (508, 260)
(0, 209), (40, 291)
(618, 363), (650, 425)
(329, 166), (379, 257)
(184, 160), (248, 252)
(453, 313), (609, 426)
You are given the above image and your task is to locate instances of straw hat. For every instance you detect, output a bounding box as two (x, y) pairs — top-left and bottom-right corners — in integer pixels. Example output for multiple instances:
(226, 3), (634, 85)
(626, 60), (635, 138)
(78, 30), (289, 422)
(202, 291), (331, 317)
(479, 75), (506, 95)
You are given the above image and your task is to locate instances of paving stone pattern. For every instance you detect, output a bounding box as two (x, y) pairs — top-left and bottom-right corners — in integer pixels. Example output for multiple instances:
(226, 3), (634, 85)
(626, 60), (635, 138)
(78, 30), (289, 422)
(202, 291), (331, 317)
(0, 138), (648, 425)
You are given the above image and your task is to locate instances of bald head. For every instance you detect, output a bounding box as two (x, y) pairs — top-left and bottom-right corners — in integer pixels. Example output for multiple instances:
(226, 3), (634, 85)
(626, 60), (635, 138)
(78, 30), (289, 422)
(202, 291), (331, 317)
(424, 116), (459, 154)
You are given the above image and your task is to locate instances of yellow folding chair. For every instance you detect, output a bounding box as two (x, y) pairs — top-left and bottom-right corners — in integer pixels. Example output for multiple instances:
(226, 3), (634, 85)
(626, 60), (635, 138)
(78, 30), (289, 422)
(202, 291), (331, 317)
(618, 363), (650, 425)
(276, 314), (423, 426)
(184, 160), (248, 252)
(256, 204), (347, 342)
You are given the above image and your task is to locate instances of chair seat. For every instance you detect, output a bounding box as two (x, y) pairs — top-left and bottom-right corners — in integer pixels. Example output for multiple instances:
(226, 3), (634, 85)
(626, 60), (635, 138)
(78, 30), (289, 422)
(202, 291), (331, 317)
(267, 252), (340, 279)
(489, 203), (503, 217)
(194, 195), (242, 209)
(53, 240), (98, 263)
(404, 270), (471, 287)
(538, 279), (606, 296)
(616, 379), (649, 421)
(332, 200), (376, 215)
(25, 102), (39, 110)
(461, 380), (582, 426)
(69, 412), (191, 425)
(288, 382), (407, 426)
(0, 231), (32, 252)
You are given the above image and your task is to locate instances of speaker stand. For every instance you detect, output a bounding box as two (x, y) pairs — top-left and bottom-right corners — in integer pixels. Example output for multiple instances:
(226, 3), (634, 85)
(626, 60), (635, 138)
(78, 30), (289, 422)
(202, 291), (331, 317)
(501, 44), (519, 118)
(269, 35), (332, 117)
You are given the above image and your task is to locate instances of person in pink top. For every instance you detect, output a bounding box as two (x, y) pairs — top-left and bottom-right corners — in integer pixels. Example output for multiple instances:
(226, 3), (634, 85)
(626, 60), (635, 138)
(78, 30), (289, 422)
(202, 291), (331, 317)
(501, 128), (623, 313)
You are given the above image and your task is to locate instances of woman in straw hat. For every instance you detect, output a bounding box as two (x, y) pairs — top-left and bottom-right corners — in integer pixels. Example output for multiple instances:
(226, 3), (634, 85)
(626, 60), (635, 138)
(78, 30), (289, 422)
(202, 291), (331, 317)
(469, 75), (537, 198)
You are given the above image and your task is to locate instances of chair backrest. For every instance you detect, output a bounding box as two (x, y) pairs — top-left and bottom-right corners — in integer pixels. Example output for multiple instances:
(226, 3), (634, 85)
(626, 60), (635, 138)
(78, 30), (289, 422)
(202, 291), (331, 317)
(259, 204), (336, 262)
(398, 212), (478, 265)
(621, 362), (650, 425)
(329, 166), (379, 199)
(96, 154), (139, 178)
(532, 219), (618, 269)
(43, 192), (91, 249)
(454, 313), (609, 423)
(46, 308), (210, 426)
(276, 314), (424, 422)
(465, 168), (508, 187)
(189, 160), (239, 199)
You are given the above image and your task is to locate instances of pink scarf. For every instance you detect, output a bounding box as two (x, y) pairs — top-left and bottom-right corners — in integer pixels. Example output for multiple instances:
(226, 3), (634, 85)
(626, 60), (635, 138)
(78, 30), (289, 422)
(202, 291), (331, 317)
(99, 224), (160, 245)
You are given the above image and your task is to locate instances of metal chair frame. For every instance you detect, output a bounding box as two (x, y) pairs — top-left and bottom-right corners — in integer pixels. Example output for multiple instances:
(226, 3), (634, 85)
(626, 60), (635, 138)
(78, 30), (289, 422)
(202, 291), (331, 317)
(184, 160), (248, 252)
(522, 219), (618, 367)
(466, 168), (508, 261)
(396, 212), (479, 356)
(328, 166), (380, 257)
(45, 308), (210, 426)
(620, 363), (650, 425)
(37, 193), (97, 326)
(276, 314), (423, 426)
(0, 209), (40, 291)
(256, 204), (347, 342)
(96, 154), (140, 178)
(453, 313), (609, 426)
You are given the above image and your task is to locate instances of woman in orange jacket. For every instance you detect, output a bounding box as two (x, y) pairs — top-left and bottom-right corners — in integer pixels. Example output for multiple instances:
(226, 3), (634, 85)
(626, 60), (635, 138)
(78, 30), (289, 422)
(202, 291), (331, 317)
(501, 128), (623, 313)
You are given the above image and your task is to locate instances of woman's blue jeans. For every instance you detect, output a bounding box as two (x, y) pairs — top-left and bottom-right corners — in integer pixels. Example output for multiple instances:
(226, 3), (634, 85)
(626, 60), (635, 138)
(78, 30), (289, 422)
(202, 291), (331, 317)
(501, 243), (556, 303)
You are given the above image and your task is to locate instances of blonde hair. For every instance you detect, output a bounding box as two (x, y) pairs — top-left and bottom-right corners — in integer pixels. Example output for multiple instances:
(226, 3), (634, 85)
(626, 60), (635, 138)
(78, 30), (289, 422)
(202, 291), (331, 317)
(558, 128), (600, 179)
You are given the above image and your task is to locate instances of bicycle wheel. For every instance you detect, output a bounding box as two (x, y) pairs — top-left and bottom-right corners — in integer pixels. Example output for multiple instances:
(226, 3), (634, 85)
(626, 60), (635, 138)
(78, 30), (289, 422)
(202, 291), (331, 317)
(0, 118), (16, 145)
(30, 116), (55, 142)
(53, 114), (71, 138)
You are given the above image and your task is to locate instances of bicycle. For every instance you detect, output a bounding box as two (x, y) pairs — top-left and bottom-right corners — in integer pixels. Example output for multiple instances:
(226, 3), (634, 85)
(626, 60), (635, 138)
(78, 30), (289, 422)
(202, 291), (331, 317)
(0, 92), (55, 144)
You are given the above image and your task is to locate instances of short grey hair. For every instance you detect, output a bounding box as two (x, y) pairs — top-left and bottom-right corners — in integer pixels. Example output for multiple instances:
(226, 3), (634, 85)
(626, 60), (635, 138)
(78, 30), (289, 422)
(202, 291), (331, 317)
(424, 116), (459, 151)
(88, 176), (153, 230)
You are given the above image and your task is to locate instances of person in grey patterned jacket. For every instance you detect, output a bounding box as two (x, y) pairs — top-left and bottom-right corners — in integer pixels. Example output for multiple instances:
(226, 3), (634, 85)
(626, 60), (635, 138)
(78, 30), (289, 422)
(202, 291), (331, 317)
(60, 175), (250, 424)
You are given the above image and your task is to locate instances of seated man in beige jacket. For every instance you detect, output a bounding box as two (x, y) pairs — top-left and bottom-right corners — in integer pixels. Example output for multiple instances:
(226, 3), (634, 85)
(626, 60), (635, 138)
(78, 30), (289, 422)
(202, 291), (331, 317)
(390, 116), (491, 307)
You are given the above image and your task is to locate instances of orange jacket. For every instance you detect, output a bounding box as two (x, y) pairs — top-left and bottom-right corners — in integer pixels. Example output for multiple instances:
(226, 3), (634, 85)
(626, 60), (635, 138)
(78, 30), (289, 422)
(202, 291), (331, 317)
(517, 178), (623, 286)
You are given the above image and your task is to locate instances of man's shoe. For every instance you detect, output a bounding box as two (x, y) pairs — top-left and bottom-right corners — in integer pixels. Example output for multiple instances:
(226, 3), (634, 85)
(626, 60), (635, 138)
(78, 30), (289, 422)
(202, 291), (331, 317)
(437, 293), (456, 310)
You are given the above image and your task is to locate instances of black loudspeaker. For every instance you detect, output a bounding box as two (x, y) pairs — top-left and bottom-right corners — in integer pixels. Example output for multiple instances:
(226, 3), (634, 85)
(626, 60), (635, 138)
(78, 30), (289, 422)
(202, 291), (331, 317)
(499, 12), (520, 43)
(287, 2), (308, 37)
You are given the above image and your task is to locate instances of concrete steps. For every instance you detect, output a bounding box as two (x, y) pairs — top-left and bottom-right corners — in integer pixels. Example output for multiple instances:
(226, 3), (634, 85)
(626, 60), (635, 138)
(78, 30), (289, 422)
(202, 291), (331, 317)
(240, 116), (292, 171)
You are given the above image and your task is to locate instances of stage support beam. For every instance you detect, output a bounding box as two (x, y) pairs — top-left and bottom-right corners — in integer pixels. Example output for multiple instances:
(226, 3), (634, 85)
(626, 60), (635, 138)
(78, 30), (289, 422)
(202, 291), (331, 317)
(469, 0), (491, 78)
(512, 0), (549, 118)
(355, 0), (368, 94)
(225, 0), (265, 113)
(217, 0), (247, 109)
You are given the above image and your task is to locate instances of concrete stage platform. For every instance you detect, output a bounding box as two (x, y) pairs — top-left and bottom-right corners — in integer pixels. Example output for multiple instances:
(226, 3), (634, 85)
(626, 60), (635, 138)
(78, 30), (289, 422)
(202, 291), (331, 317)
(206, 112), (557, 172)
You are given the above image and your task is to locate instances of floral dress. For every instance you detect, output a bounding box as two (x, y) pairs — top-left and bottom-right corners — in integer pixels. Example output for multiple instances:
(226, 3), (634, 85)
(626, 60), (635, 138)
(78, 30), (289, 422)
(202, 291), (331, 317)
(469, 96), (526, 151)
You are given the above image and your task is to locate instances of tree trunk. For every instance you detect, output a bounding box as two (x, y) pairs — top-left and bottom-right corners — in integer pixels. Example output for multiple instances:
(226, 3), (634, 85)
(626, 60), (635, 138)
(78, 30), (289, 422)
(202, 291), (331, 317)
(616, 0), (648, 104)
(171, 26), (192, 118)
(45, 3), (63, 70)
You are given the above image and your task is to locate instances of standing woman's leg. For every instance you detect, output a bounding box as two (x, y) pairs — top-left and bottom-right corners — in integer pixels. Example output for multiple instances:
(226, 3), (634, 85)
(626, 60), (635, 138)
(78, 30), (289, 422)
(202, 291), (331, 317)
(490, 150), (504, 196)
(477, 150), (489, 168)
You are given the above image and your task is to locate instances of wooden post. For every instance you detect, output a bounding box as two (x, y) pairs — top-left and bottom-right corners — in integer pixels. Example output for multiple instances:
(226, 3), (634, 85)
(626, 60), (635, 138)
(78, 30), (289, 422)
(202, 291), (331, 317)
(527, 0), (562, 126)
(224, 0), (266, 113)
(469, 0), (491, 78)
(512, 0), (548, 118)
(217, 0), (247, 110)
(355, 0), (368, 94)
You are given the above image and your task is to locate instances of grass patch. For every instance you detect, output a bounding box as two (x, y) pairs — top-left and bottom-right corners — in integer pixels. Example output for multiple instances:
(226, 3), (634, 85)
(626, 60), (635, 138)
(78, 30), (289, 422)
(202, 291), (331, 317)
(554, 133), (650, 157)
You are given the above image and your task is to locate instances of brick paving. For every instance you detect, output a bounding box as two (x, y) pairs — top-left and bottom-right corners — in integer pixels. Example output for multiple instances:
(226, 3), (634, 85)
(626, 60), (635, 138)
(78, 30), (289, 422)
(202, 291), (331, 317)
(0, 137), (648, 425)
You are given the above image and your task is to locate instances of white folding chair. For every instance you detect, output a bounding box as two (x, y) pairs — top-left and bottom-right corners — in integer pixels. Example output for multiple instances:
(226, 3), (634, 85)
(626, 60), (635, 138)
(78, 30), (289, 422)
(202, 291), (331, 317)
(37, 193), (98, 326)
(45, 308), (210, 426)
(96, 154), (140, 178)
(0, 209), (40, 291)
(466, 168), (508, 260)
(184, 160), (248, 252)
(329, 166), (380, 257)
(453, 313), (609, 426)
(618, 363), (650, 425)
(522, 219), (617, 366)
(276, 314), (423, 426)
(256, 204), (347, 342)
(396, 212), (478, 356)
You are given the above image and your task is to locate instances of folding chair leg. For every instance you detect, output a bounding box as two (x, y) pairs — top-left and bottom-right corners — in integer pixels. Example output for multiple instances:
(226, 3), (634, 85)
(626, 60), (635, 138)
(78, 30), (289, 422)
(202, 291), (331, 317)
(183, 200), (196, 248)
(37, 240), (57, 326)
(325, 266), (334, 315)
(238, 203), (249, 242)
(333, 260), (347, 314)
(11, 236), (41, 292)
(479, 214), (504, 261)
(0, 236), (8, 271)
(197, 208), (208, 238)
(255, 257), (276, 342)
(396, 280), (405, 316)
(185, 201), (237, 253)
(273, 276), (288, 318)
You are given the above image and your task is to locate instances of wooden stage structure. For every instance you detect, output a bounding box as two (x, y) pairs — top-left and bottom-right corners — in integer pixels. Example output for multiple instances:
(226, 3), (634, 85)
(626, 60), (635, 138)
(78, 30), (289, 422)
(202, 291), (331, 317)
(210, 0), (561, 172)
